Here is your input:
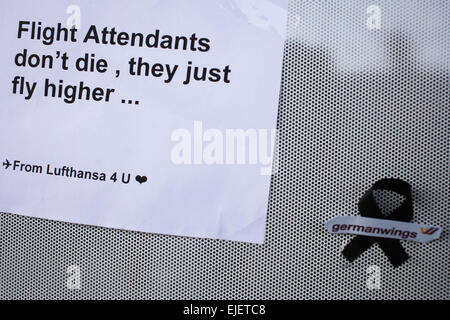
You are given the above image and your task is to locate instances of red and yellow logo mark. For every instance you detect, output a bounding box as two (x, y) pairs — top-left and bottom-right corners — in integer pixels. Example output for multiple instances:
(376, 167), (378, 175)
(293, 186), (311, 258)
(420, 227), (439, 235)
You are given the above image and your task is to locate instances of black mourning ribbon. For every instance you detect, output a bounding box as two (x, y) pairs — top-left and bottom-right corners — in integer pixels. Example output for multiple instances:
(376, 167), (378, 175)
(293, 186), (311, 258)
(342, 178), (413, 268)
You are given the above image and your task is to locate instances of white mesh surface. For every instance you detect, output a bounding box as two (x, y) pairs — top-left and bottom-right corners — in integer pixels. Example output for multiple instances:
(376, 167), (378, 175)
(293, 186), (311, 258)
(1, 0), (449, 299)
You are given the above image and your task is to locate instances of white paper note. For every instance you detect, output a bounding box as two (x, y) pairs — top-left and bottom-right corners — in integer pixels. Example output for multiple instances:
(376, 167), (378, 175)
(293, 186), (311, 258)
(0, 0), (288, 243)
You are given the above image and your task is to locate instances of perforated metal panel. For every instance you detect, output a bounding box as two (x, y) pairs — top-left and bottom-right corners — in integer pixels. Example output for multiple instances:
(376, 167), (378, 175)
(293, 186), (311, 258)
(1, 0), (449, 299)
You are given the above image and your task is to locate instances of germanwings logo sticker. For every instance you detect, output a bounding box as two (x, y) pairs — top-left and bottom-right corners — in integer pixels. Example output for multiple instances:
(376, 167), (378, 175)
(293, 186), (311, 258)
(325, 216), (442, 243)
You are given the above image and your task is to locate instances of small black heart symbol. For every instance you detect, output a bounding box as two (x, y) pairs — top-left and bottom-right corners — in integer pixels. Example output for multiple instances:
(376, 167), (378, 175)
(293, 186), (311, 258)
(135, 175), (147, 184)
